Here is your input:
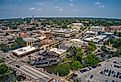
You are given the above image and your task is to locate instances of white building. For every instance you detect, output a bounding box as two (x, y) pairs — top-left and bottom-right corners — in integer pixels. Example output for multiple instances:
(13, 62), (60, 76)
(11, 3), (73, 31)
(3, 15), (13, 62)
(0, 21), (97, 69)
(12, 46), (38, 58)
(84, 35), (107, 43)
(50, 48), (66, 55)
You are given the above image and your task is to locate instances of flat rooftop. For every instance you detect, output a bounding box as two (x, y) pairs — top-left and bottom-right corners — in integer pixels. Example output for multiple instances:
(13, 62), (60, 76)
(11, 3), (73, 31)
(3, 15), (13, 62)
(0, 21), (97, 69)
(50, 48), (66, 55)
(84, 35), (107, 43)
(23, 37), (38, 42)
(91, 26), (104, 28)
(12, 46), (37, 56)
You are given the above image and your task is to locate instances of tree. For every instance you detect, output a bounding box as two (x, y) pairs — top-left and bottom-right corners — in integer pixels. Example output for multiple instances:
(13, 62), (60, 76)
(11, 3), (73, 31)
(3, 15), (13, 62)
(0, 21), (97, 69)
(15, 37), (25, 47)
(10, 42), (18, 50)
(85, 53), (100, 66)
(55, 64), (70, 76)
(114, 30), (117, 35)
(101, 45), (108, 52)
(0, 43), (9, 52)
(0, 58), (5, 63)
(71, 61), (82, 70)
(0, 63), (9, 74)
(75, 47), (83, 62)
(88, 41), (96, 52)
(113, 48), (121, 57)
(112, 39), (121, 48)
(118, 32), (121, 37)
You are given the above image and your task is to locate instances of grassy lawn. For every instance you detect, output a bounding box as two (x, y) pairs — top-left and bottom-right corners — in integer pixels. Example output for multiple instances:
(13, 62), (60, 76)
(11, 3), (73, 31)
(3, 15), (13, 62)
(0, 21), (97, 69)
(44, 57), (74, 75)
(44, 65), (57, 74)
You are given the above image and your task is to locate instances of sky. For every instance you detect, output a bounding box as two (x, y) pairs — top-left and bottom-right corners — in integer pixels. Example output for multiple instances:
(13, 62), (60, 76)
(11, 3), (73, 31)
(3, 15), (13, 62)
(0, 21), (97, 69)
(0, 0), (121, 19)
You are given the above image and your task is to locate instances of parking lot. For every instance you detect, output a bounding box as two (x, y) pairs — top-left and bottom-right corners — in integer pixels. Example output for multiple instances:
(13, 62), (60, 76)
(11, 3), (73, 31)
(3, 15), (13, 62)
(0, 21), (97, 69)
(75, 57), (121, 82)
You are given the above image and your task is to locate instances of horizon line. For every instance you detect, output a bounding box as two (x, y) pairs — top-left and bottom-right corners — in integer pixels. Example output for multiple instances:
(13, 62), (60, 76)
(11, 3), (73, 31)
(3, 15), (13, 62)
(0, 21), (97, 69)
(0, 16), (121, 20)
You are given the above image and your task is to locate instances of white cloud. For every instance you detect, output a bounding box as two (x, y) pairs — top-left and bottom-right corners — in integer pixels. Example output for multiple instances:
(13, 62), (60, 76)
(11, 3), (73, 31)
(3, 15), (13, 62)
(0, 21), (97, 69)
(70, 3), (74, 6)
(36, 2), (44, 5)
(70, 0), (73, 2)
(94, 2), (105, 8)
(94, 2), (100, 5)
(29, 8), (35, 10)
(59, 8), (63, 11)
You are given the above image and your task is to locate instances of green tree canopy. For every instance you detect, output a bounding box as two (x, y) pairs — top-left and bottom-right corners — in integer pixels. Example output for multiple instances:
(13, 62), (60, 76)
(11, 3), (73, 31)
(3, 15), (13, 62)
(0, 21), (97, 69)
(75, 47), (84, 62)
(85, 53), (100, 66)
(15, 37), (25, 47)
(88, 41), (96, 52)
(0, 43), (9, 52)
(0, 63), (9, 74)
(0, 58), (5, 63)
(71, 61), (82, 70)
(55, 63), (70, 76)
(101, 45), (108, 52)
(113, 48), (121, 57)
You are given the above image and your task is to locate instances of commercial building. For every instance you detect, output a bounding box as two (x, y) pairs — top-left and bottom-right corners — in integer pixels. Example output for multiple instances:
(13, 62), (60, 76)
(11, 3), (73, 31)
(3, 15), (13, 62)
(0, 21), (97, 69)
(50, 48), (66, 55)
(52, 28), (76, 38)
(19, 32), (30, 38)
(84, 35), (107, 44)
(40, 31), (54, 39)
(29, 50), (60, 67)
(71, 23), (84, 30)
(23, 37), (40, 46)
(12, 46), (39, 58)
(18, 24), (33, 31)
(85, 31), (97, 35)
(90, 26), (105, 32)
(105, 26), (121, 32)
(70, 39), (82, 43)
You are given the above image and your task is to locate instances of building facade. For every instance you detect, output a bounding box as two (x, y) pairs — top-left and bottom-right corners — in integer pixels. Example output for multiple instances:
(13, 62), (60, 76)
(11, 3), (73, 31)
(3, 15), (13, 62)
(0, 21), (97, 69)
(90, 26), (105, 32)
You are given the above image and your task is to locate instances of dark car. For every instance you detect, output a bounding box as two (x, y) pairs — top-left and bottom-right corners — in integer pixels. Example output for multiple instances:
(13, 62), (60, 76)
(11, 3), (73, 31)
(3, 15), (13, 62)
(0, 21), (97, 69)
(92, 66), (96, 69)
(89, 67), (92, 70)
(112, 80), (115, 82)
(16, 65), (20, 68)
(90, 75), (93, 78)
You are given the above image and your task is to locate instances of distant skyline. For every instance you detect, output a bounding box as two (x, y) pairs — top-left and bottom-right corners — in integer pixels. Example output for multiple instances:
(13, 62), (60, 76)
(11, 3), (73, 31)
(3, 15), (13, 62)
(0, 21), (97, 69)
(0, 0), (121, 19)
